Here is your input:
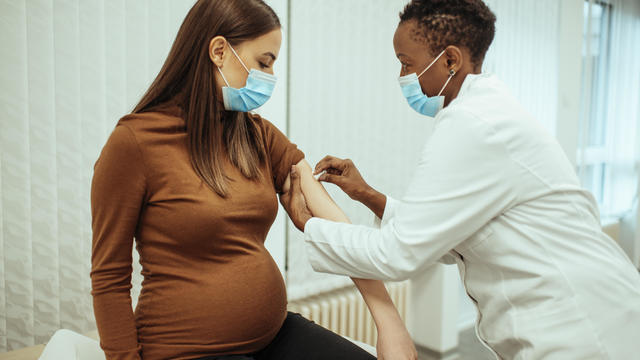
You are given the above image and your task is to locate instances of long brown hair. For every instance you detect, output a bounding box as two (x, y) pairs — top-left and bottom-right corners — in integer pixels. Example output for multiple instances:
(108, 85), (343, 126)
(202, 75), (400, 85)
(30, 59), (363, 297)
(132, 0), (281, 197)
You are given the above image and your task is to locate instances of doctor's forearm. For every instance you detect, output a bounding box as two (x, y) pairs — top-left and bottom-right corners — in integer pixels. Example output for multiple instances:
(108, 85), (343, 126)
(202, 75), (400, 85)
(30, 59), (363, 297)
(358, 187), (387, 220)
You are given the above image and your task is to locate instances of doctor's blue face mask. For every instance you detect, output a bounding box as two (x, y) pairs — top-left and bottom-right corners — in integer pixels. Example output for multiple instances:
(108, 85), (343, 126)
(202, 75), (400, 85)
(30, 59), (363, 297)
(216, 44), (277, 112)
(398, 49), (456, 117)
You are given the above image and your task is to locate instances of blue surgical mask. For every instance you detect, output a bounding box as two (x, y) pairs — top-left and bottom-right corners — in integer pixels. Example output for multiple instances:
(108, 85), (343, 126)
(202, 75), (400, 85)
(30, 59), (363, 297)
(398, 49), (455, 117)
(216, 44), (277, 112)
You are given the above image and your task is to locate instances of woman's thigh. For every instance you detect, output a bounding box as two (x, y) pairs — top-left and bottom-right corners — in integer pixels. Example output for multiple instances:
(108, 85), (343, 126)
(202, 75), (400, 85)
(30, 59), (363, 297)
(254, 312), (376, 360)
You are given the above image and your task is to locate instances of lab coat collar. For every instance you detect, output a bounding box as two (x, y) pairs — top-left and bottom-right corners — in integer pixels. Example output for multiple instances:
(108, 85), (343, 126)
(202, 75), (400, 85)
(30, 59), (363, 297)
(455, 72), (493, 100)
(435, 72), (493, 122)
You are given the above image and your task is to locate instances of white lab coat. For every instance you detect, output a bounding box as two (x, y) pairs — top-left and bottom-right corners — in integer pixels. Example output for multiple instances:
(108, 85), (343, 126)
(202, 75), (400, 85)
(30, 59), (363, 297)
(304, 73), (640, 359)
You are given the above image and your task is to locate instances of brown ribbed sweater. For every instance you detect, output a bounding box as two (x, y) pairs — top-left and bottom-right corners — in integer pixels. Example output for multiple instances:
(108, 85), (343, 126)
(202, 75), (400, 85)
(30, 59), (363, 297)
(90, 101), (304, 360)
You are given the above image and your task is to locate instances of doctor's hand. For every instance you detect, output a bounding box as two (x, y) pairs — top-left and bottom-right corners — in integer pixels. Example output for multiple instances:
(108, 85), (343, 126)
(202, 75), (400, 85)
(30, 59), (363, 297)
(314, 156), (371, 202)
(315, 156), (388, 220)
(280, 165), (313, 232)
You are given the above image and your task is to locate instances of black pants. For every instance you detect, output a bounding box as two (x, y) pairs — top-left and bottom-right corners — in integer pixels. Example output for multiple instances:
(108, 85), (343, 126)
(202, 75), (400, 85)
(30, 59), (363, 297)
(193, 312), (376, 360)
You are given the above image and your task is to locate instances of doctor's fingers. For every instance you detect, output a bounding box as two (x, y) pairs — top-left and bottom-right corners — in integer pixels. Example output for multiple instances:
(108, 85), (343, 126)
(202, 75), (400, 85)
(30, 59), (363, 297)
(314, 156), (352, 175)
(317, 173), (347, 187)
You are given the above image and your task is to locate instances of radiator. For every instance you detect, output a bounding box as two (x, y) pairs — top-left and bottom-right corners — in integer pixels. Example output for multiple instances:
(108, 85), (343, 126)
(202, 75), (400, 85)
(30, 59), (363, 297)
(287, 281), (410, 347)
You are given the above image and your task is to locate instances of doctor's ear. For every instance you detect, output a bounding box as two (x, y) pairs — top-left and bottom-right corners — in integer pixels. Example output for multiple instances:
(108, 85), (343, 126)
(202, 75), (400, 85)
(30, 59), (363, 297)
(443, 46), (464, 74)
(209, 36), (228, 67)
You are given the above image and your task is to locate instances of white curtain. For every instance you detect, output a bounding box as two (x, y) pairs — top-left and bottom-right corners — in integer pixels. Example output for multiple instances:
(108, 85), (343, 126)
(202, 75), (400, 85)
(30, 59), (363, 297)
(483, 0), (560, 134)
(577, 0), (640, 267)
(579, 0), (640, 217)
(0, 0), (195, 352)
(604, 0), (640, 216)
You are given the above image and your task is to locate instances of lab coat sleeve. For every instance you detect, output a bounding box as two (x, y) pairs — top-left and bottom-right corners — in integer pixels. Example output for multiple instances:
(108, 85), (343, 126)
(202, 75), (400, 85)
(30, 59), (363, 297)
(374, 195), (454, 265)
(304, 110), (518, 281)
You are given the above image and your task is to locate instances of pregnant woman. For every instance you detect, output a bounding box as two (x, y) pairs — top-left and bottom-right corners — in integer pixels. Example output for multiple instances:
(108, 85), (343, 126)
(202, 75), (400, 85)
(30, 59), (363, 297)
(90, 0), (415, 359)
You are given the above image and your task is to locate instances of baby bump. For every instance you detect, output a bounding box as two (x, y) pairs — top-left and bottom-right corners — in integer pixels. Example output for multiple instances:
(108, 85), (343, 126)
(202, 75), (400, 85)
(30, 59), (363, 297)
(136, 254), (287, 347)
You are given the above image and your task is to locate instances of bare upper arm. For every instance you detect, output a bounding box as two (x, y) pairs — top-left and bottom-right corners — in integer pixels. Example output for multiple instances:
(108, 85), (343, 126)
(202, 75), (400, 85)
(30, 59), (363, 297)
(281, 159), (349, 223)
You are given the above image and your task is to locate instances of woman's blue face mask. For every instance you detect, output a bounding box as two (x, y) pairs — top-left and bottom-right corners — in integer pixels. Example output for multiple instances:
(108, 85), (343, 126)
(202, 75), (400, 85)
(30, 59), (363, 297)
(398, 49), (455, 118)
(216, 44), (277, 112)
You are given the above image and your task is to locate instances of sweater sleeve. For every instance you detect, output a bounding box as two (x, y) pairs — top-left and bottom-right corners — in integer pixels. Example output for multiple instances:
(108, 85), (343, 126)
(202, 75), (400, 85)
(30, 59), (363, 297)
(90, 124), (146, 360)
(258, 117), (305, 193)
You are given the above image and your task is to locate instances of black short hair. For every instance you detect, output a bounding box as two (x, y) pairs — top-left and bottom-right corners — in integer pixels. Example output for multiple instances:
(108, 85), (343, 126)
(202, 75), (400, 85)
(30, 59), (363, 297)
(399, 0), (496, 66)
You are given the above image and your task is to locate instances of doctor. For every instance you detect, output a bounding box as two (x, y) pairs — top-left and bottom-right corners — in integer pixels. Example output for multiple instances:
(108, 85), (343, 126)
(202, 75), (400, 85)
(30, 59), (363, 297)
(281, 0), (640, 358)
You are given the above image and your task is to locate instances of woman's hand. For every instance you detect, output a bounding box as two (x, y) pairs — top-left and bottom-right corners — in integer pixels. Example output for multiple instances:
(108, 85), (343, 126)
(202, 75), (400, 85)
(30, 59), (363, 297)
(376, 321), (418, 360)
(314, 156), (371, 202)
(280, 165), (313, 232)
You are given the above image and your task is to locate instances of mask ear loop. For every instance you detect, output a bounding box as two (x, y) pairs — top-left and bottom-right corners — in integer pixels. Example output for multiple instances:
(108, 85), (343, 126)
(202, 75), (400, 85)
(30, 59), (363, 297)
(227, 44), (250, 73)
(437, 69), (456, 96)
(215, 42), (250, 87)
(216, 66), (231, 87)
(417, 49), (447, 78)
